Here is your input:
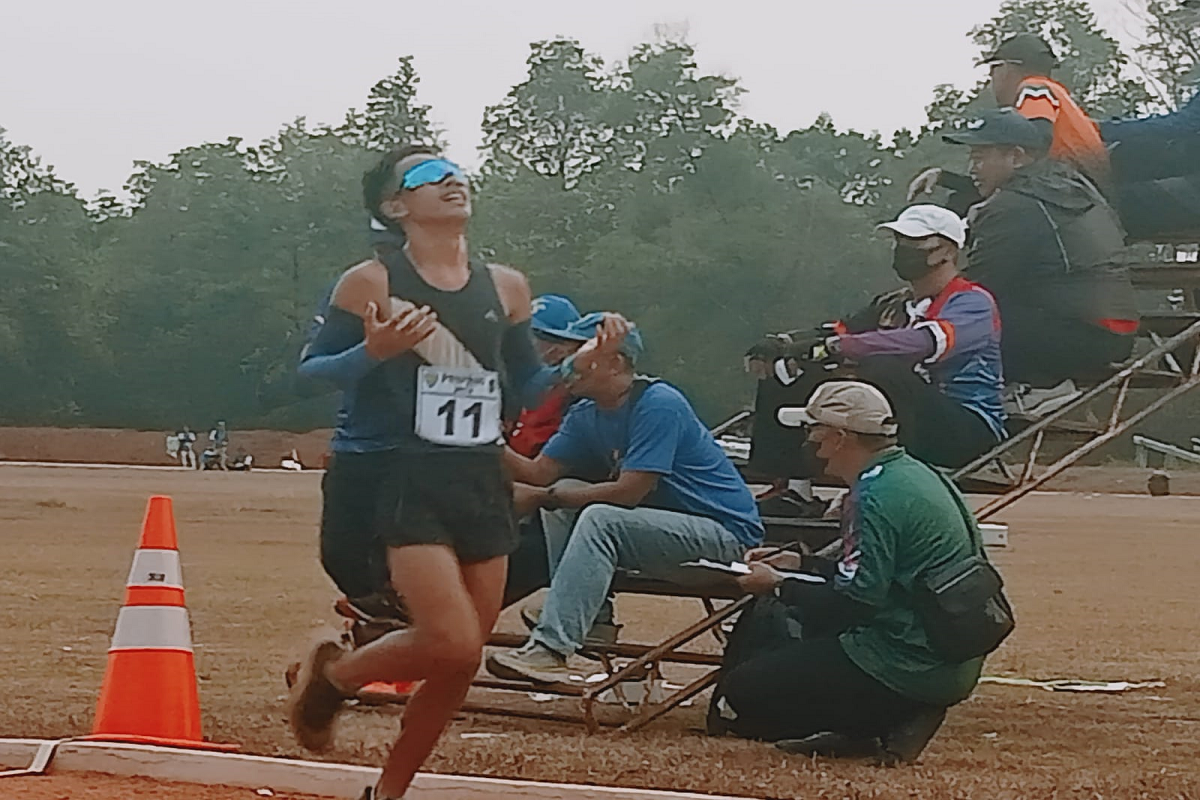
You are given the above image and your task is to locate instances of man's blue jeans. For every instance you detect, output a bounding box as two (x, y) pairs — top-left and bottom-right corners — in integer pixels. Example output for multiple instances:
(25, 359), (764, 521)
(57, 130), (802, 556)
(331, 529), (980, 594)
(532, 501), (746, 656)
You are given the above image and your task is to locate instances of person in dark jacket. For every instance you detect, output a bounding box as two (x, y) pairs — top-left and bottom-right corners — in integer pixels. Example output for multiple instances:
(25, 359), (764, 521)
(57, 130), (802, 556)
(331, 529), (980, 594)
(910, 19), (1200, 241)
(944, 109), (1138, 415)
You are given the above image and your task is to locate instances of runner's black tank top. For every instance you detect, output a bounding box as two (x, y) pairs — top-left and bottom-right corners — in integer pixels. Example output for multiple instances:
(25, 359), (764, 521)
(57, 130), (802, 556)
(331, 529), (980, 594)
(376, 245), (509, 452)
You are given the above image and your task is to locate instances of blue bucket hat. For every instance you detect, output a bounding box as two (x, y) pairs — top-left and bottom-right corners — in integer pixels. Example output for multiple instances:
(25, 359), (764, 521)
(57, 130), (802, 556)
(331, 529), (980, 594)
(562, 312), (644, 365)
(531, 294), (582, 340)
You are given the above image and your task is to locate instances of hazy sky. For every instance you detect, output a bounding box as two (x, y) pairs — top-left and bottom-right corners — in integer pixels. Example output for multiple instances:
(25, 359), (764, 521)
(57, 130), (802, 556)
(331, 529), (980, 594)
(4, 0), (1135, 196)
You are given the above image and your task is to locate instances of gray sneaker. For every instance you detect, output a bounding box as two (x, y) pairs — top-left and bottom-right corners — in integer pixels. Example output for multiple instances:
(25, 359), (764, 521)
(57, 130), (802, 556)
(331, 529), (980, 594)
(520, 600), (621, 647)
(1003, 379), (1081, 419)
(486, 641), (572, 683)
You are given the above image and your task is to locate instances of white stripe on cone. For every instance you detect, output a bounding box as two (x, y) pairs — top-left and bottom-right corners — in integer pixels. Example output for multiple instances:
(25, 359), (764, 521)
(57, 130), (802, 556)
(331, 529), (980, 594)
(125, 549), (183, 590)
(110, 606), (193, 652)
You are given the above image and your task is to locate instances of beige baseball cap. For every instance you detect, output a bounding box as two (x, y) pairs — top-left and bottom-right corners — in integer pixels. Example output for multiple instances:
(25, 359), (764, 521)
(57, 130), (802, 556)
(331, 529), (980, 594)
(776, 381), (899, 436)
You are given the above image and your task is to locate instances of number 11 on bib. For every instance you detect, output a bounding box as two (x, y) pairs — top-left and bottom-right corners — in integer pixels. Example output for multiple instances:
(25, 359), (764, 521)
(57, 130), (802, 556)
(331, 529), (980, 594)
(414, 366), (503, 447)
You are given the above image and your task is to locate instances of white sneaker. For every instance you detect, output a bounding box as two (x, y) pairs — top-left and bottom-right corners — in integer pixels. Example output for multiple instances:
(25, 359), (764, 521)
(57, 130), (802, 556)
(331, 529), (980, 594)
(1004, 379), (1081, 419)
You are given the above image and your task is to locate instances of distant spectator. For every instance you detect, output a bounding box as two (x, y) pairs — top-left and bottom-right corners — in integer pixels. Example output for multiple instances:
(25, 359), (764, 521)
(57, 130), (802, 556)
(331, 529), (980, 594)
(175, 426), (197, 470)
(209, 421), (229, 470)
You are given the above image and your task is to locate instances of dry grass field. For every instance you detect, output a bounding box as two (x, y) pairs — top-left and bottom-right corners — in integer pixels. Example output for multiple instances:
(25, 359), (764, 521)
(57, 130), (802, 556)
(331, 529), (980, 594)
(2, 463), (1199, 799)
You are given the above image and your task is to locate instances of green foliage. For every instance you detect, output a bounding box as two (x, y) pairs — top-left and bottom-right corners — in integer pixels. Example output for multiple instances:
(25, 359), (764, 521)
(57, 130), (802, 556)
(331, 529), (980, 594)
(971, 0), (1154, 117)
(1, 1), (1186, 431)
(1128, 0), (1200, 108)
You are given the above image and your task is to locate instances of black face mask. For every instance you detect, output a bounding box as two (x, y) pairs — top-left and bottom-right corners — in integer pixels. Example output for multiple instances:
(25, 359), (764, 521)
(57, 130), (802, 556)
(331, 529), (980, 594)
(892, 246), (932, 281)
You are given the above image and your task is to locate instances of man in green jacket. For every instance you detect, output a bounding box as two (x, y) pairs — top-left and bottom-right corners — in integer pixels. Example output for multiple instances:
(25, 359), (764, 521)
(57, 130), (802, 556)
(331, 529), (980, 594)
(716, 381), (986, 764)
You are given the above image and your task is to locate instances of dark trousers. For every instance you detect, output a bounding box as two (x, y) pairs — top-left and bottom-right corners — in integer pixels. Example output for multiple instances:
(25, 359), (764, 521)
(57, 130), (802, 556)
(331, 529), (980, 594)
(322, 506), (548, 611)
(854, 358), (1001, 469)
(999, 305), (1134, 387)
(747, 371), (814, 480)
(748, 358), (1000, 478)
(502, 515), (551, 608)
(717, 636), (929, 741)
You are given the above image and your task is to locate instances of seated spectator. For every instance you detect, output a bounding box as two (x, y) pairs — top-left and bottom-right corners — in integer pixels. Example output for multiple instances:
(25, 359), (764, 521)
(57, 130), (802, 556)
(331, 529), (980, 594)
(505, 294), (590, 609)
(746, 204), (1005, 478)
(910, 27), (1200, 240)
(983, 33), (1110, 191)
(487, 322), (764, 682)
(712, 382), (988, 764)
(907, 33), (1110, 213)
(944, 109), (1138, 414)
(508, 294), (584, 458)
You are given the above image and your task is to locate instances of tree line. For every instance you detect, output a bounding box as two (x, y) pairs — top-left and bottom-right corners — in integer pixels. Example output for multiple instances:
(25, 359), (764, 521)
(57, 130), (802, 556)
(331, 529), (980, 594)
(1, 0), (1195, 430)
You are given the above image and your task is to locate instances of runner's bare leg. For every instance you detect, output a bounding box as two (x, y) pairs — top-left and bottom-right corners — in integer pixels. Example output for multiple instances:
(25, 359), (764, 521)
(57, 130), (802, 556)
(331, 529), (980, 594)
(326, 545), (506, 798)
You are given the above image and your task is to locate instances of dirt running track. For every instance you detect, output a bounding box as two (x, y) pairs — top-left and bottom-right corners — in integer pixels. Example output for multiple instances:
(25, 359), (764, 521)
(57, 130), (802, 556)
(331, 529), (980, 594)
(2, 464), (1199, 799)
(2, 771), (336, 800)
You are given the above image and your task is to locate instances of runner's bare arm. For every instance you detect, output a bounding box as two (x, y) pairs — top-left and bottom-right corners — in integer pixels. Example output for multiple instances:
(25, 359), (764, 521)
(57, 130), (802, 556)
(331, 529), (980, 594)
(331, 261), (389, 318)
(488, 264), (533, 323)
(298, 262), (436, 385)
(491, 263), (562, 409)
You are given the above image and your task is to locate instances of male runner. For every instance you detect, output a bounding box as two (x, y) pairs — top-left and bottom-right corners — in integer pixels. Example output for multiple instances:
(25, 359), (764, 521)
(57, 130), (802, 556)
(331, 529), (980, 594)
(288, 145), (625, 800)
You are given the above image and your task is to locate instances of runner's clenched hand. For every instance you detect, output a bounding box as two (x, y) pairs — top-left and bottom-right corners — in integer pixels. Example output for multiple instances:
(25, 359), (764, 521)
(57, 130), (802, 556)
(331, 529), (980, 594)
(363, 300), (438, 360)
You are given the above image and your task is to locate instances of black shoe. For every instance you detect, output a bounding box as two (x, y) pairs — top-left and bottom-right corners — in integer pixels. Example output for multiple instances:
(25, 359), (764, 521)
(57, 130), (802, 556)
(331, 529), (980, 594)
(341, 591), (411, 624)
(757, 491), (829, 520)
(878, 707), (946, 765)
(775, 731), (882, 759)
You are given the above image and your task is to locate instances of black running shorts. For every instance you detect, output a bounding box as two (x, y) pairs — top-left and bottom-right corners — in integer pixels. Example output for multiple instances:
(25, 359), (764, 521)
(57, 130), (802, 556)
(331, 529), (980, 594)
(320, 448), (518, 595)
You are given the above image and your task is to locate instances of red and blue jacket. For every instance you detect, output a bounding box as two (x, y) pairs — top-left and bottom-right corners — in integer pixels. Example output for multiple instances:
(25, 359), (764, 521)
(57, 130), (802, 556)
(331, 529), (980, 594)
(835, 277), (1006, 439)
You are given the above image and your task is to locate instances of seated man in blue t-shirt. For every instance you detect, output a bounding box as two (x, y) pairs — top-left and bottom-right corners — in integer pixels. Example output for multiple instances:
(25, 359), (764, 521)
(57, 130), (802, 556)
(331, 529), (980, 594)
(488, 316), (764, 683)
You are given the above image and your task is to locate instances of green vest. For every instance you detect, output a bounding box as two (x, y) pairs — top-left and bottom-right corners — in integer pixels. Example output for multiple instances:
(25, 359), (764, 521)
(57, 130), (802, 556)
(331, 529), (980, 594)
(835, 449), (984, 706)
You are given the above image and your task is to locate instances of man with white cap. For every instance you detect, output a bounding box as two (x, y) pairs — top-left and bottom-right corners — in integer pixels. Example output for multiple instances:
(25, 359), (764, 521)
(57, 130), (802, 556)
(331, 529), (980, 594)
(747, 203), (1004, 473)
(712, 381), (987, 764)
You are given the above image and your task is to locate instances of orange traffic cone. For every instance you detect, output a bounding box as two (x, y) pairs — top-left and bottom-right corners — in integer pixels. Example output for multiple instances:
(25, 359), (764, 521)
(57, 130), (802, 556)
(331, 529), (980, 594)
(84, 496), (236, 750)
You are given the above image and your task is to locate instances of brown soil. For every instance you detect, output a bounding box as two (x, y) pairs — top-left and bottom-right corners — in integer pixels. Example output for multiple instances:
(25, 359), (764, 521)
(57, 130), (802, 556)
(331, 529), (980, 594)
(2, 464), (1199, 799)
(2, 771), (335, 799)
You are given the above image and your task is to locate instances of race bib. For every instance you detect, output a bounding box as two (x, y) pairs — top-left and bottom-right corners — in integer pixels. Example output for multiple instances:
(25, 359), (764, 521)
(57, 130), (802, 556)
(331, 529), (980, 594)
(414, 365), (503, 447)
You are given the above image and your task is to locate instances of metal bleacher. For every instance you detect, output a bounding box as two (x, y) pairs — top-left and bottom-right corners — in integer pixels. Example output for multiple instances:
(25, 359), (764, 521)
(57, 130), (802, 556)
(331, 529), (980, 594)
(953, 236), (1200, 522)
(462, 237), (1200, 733)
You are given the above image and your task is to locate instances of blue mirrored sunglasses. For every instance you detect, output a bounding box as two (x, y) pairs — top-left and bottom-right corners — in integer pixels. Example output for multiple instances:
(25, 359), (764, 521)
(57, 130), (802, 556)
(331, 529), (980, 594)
(400, 158), (466, 191)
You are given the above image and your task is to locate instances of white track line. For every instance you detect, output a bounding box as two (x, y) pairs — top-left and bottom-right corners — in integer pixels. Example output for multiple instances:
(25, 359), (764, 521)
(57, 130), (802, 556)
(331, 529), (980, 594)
(0, 460), (310, 474)
(0, 738), (753, 799)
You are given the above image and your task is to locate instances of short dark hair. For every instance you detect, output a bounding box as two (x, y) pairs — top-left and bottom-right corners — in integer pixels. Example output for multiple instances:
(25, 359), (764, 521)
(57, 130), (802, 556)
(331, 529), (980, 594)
(362, 144), (440, 223)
